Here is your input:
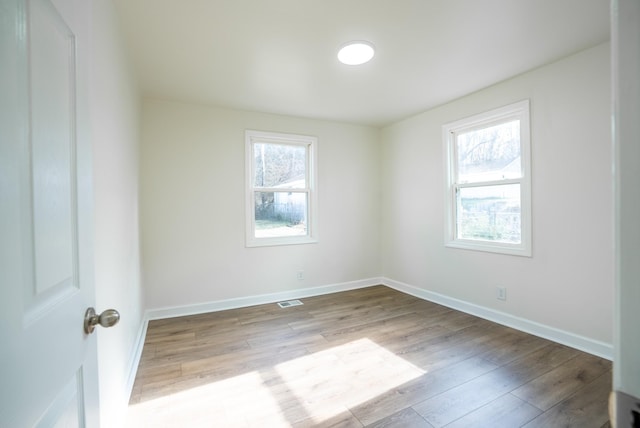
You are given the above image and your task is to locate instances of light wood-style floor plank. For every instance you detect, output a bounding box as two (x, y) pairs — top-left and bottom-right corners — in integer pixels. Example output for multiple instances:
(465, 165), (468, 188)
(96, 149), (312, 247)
(127, 285), (611, 427)
(443, 393), (542, 428)
(511, 352), (611, 411)
(366, 407), (434, 428)
(521, 371), (612, 428)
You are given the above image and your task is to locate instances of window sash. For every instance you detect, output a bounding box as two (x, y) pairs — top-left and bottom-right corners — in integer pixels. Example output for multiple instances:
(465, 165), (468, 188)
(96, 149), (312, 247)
(451, 117), (523, 185)
(252, 140), (310, 189)
(454, 183), (522, 244)
(253, 191), (309, 238)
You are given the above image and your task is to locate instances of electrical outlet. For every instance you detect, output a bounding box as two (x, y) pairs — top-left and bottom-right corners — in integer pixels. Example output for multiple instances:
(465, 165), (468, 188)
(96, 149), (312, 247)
(496, 287), (507, 301)
(296, 270), (304, 281)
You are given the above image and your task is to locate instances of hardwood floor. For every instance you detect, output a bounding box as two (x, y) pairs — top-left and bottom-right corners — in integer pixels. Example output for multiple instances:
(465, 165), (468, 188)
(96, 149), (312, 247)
(127, 286), (611, 427)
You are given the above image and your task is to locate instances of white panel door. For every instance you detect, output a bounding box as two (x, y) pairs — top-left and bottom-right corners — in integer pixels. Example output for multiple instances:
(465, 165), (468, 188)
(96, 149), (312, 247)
(0, 0), (100, 426)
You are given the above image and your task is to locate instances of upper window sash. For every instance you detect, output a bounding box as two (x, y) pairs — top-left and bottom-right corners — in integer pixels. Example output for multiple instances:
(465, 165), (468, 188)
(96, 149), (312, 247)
(451, 117), (524, 185)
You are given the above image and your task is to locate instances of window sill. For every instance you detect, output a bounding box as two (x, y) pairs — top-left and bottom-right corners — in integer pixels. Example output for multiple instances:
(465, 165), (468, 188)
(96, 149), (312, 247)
(445, 240), (531, 257)
(246, 236), (318, 248)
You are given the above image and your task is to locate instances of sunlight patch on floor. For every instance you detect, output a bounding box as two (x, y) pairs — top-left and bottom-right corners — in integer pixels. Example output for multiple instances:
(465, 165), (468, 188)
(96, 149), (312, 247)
(127, 338), (426, 427)
(273, 338), (426, 425)
(127, 370), (288, 427)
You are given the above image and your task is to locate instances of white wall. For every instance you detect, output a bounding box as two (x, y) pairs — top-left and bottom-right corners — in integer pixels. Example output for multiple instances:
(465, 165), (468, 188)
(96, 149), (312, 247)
(380, 44), (613, 346)
(90, 1), (143, 426)
(140, 100), (381, 310)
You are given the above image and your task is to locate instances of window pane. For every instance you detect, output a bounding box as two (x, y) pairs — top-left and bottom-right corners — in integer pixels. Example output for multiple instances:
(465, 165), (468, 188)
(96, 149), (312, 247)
(254, 143), (306, 188)
(456, 120), (521, 183)
(254, 191), (307, 238)
(457, 184), (521, 243)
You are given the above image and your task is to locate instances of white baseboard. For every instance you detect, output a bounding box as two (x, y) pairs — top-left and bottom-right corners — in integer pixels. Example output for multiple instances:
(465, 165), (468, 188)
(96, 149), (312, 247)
(145, 277), (383, 321)
(381, 277), (613, 360)
(124, 316), (149, 396)
(114, 316), (149, 428)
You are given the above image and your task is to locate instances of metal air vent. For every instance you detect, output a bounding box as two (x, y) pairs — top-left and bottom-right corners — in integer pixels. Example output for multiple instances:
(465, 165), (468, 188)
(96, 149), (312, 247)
(277, 299), (303, 308)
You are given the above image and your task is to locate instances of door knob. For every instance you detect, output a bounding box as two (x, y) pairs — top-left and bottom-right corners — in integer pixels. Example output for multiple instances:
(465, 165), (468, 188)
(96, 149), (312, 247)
(84, 307), (120, 334)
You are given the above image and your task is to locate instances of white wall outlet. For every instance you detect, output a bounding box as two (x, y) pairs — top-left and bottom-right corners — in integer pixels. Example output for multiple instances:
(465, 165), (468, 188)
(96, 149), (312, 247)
(296, 270), (304, 281)
(496, 287), (507, 301)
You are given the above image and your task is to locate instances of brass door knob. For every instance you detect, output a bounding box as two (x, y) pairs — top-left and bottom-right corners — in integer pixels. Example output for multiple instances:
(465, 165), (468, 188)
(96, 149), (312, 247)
(84, 307), (120, 334)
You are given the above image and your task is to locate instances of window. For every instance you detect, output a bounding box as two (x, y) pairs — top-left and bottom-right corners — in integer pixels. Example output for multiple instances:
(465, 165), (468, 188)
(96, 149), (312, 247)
(444, 100), (531, 256)
(245, 130), (318, 247)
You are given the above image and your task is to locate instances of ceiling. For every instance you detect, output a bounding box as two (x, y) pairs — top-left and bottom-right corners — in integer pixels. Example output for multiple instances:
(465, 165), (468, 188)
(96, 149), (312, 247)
(113, 0), (610, 127)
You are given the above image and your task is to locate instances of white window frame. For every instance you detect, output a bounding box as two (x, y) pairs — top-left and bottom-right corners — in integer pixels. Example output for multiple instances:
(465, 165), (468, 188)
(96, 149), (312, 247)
(245, 129), (318, 247)
(443, 100), (532, 257)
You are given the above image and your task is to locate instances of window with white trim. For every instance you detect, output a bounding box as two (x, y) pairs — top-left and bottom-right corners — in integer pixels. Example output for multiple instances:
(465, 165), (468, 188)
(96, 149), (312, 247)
(444, 100), (531, 256)
(245, 130), (318, 247)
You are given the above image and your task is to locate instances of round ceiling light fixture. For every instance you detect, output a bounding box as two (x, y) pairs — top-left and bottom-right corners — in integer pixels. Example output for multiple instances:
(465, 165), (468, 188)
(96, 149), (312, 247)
(337, 41), (375, 65)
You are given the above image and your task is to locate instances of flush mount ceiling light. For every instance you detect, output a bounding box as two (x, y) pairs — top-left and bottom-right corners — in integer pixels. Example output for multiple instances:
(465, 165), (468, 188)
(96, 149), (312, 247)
(337, 41), (375, 65)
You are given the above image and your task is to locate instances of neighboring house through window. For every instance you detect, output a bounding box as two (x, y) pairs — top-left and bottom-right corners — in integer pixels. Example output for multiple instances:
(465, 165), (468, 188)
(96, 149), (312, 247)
(245, 130), (318, 247)
(443, 100), (532, 256)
